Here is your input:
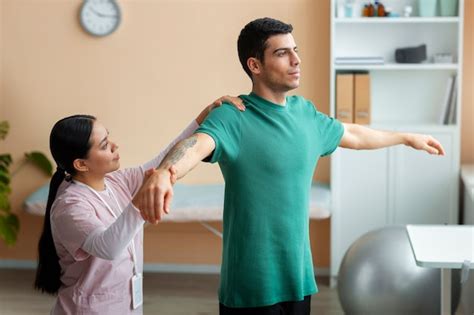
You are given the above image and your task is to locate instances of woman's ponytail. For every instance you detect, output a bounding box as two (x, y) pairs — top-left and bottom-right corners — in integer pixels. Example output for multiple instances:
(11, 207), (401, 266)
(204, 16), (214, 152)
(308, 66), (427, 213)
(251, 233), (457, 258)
(34, 169), (65, 294)
(34, 115), (95, 294)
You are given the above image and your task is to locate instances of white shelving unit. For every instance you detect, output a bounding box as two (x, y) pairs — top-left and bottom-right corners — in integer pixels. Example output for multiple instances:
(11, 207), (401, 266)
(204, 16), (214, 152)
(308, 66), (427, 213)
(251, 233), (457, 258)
(329, 0), (464, 284)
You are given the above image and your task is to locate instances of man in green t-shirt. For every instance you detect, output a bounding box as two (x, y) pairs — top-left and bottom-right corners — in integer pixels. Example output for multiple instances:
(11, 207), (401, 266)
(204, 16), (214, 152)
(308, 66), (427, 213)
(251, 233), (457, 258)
(136, 18), (445, 315)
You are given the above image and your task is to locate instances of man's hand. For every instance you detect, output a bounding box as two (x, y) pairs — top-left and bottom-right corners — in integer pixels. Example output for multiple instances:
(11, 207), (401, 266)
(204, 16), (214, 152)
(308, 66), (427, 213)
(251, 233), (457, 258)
(132, 168), (175, 224)
(405, 133), (446, 156)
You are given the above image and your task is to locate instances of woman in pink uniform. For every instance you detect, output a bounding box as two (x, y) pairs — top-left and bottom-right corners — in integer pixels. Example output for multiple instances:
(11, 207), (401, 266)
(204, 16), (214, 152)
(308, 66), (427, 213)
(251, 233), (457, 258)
(34, 97), (244, 315)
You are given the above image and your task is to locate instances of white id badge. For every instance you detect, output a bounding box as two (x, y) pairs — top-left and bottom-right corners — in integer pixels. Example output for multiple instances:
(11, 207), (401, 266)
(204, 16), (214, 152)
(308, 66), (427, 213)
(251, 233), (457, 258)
(131, 273), (143, 309)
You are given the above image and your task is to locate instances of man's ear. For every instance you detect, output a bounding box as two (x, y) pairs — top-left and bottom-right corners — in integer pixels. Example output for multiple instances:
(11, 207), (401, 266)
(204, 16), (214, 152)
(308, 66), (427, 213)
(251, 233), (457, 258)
(73, 158), (89, 173)
(247, 57), (262, 76)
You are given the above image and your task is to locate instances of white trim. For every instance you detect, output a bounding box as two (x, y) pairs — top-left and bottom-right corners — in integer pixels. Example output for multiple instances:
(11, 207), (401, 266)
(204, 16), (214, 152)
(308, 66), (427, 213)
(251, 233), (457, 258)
(0, 259), (36, 269)
(143, 263), (220, 274)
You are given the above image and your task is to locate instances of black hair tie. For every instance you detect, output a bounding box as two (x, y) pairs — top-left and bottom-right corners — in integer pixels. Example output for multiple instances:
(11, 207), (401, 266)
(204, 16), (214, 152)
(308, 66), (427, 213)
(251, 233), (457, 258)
(57, 165), (72, 182)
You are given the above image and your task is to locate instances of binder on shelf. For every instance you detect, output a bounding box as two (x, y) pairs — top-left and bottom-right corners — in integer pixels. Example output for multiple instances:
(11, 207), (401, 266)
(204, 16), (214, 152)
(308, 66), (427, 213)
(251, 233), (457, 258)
(439, 74), (457, 125)
(354, 73), (371, 125)
(446, 76), (458, 124)
(336, 73), (354, 123)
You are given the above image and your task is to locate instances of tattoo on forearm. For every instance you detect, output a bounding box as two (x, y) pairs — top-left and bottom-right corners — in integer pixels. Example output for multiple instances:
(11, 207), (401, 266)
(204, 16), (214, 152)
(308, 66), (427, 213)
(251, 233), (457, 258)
(158, 135), (198, 169)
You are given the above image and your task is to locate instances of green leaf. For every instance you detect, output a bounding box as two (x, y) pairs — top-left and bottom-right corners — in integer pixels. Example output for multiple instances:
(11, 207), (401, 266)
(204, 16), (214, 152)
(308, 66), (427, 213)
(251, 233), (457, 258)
(0, 182), (11, 194)
(0, 201), (10, 213)
(0, 192), (11, 213)
(0, 121), (9, 140)
(0, 164), (8, 173)
(0, 180), (11, 213)
(0, 154), (12, 169)
(24, 151), (53, 176)
(0, 213), (19, 246)
(0, 169), (10, 185)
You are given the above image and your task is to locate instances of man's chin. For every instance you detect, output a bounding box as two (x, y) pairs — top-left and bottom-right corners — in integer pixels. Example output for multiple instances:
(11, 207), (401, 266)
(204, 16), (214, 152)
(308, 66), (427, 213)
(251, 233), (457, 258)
(286, 82), (300, 91)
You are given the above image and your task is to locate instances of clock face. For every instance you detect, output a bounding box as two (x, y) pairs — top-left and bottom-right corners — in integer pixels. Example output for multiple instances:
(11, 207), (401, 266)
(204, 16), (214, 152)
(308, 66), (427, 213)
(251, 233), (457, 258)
(80, 0), (121, 37)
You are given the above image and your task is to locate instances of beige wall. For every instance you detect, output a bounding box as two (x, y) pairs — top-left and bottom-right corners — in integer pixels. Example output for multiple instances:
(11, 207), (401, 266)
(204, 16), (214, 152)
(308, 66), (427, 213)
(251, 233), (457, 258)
(461, 0), (474, 163)
(0, 0), (472, 269)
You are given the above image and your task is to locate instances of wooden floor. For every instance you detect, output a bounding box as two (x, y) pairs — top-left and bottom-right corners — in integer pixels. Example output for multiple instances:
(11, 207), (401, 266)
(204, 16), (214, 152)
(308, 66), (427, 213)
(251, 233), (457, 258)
(0, 269), (344, 315)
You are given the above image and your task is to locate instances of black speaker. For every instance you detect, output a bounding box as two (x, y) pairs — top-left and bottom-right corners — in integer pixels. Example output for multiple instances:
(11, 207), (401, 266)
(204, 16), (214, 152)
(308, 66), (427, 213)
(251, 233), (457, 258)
(395, 44), (427, 63)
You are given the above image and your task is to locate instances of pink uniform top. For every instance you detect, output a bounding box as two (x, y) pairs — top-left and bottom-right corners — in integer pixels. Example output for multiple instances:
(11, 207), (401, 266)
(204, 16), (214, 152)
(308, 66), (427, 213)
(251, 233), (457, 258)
(50, 121), (198, 315)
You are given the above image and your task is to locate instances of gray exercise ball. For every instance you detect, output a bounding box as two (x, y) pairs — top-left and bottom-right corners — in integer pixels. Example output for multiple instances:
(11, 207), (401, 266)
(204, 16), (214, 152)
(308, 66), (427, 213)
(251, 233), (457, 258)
(337, 226), (460, 315)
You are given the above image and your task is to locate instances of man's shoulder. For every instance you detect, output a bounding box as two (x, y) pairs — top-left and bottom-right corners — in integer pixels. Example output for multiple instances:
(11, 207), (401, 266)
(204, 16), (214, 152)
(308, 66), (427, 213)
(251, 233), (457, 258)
(198, 103), (242, 130)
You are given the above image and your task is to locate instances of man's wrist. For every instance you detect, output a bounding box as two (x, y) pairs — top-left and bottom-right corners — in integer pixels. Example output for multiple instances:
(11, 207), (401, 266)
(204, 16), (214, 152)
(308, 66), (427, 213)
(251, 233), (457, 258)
(402, 133), (412, 146)
(155, 167), (172, 176)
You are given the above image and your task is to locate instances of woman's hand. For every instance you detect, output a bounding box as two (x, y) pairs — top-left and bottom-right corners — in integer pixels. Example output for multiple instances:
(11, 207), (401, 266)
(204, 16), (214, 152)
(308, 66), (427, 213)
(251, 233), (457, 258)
(196, 95), (245, 125)
(133, 167), (177, 223)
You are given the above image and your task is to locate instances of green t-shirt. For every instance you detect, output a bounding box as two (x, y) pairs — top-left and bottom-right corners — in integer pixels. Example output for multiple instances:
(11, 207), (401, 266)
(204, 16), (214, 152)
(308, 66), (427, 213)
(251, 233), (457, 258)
(195, 92), (344, 307)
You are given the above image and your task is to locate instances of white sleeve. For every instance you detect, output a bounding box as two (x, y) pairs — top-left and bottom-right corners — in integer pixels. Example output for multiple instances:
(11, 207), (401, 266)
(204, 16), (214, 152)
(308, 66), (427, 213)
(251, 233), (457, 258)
(82, 203), (144, 260)
(141, 120), (200, 171)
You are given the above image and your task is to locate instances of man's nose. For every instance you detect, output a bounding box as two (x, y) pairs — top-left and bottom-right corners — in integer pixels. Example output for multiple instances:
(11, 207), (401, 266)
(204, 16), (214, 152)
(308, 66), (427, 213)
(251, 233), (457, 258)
(291, 51), (301, 65)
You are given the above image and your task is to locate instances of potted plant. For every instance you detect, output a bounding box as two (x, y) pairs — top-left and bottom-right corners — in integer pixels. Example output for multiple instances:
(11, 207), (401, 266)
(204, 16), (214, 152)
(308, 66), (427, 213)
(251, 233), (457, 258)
(0, 120), (52, 246)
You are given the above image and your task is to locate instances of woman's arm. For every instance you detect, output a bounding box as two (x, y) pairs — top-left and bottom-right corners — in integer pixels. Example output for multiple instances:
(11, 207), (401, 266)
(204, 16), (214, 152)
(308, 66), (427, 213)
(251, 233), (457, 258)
(82, 169), (158, 260)
(82, 202), (144, 260)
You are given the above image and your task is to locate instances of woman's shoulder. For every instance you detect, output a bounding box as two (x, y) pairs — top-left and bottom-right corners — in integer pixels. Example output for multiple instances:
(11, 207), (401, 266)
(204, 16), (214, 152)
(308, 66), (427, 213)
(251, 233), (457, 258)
(51, 182), (94, 216)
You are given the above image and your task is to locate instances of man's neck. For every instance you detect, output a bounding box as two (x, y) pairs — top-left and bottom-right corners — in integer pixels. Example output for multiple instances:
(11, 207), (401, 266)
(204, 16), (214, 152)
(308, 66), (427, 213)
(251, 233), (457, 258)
(251, 85), (287, 106)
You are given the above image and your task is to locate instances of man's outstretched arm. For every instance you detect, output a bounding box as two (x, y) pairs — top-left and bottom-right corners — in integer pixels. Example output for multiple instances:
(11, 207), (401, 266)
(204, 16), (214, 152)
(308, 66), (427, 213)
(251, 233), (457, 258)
(340, 123), (446, 155)
(133, 133), (215, 224)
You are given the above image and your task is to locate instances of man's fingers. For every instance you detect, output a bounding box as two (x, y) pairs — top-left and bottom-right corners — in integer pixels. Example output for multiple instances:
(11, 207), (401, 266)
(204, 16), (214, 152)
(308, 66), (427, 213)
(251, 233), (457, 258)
(429, 147), (439, 155)
(424, 143), (439, 155)
(432, 140), (446, 156)
(425, 137), (445, 156)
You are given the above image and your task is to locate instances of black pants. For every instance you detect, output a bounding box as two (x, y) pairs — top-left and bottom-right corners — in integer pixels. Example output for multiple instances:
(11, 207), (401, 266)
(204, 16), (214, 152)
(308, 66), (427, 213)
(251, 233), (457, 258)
(219, 295), (311, 315)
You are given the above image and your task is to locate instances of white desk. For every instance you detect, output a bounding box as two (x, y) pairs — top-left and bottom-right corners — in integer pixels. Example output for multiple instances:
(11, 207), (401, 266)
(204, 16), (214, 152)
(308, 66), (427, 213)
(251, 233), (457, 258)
(406, 225), (474, 315)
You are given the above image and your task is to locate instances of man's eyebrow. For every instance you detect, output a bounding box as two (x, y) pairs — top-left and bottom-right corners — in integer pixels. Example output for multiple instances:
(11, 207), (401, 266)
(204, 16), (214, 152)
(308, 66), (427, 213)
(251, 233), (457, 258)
(272, 46), (298, 54)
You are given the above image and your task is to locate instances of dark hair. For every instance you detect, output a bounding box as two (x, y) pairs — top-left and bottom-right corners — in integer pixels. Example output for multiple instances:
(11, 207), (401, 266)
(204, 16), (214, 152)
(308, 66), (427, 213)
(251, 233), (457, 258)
(237, 17), (293, 79)
(34, 114), (96, 294)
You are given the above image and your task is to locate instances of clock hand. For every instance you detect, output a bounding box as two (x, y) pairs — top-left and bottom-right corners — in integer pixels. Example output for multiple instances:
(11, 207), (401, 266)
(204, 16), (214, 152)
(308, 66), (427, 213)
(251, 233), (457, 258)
(90, 7), (117, 18)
